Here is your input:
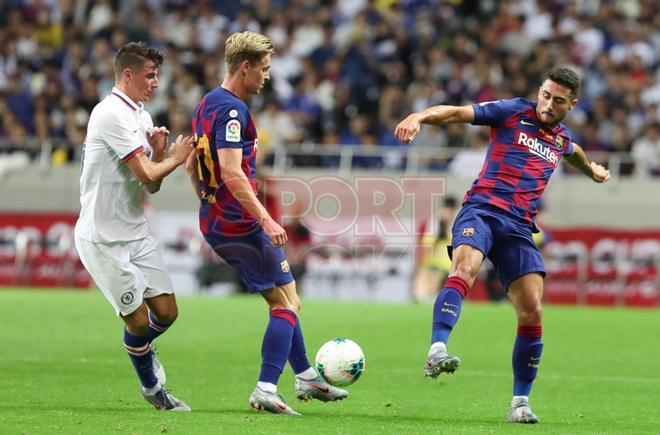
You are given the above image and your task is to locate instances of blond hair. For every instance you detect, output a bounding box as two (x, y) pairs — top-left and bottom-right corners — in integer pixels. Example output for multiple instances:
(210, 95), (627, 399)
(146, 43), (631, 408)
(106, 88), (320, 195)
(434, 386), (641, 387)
(224, 31), (275, 73)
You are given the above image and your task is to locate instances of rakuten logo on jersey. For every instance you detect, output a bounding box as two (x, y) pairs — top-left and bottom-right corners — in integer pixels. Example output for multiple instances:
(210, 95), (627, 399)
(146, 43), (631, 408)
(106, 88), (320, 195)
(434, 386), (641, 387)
(516, 131), (558, 166)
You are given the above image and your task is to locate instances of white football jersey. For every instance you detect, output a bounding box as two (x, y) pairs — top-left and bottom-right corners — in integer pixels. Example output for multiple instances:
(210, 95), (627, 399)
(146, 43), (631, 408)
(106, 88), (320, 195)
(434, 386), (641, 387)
(75, 87), (154, 243)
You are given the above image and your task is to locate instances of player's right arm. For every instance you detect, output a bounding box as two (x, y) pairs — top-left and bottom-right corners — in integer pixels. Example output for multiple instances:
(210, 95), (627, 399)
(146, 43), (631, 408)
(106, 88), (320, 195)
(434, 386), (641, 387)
(218, 148), (287, 246)
(395, 105), (475, 143)
(126, 134), (194, 184)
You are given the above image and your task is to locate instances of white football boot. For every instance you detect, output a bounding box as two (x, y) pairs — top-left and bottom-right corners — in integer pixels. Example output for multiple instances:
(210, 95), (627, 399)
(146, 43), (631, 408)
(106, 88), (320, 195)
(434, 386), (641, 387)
(506, 397), (540, 424)
(249, 386), (301, 416)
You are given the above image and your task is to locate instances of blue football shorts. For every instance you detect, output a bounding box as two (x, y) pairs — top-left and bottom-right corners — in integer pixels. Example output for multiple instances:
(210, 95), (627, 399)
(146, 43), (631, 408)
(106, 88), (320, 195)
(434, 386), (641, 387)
(451, 203), (545, 291)
(203, 227), (294, 293)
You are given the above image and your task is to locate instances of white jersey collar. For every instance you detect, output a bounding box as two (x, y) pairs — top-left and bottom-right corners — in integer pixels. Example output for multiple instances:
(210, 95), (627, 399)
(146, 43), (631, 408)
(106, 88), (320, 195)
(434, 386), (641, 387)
(111, 87), (145, 112)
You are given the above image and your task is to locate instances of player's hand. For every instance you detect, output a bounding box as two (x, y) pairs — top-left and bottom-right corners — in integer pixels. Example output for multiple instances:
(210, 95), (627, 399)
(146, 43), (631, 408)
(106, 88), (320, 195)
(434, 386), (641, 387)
(168, 135), (195, 164)
(395, 113), (422, 144)
(147, 126), (170, 157)
(263, 216), (288, 247)
(590, 161), (610, 183)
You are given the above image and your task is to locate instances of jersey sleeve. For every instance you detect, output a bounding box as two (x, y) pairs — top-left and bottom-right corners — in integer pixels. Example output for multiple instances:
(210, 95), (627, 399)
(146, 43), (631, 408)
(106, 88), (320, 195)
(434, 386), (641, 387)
(98, 110), (144, 162)
(564, 139), (575, 156)
(471, 98), (522, 127)
(214, 105), (249, 150)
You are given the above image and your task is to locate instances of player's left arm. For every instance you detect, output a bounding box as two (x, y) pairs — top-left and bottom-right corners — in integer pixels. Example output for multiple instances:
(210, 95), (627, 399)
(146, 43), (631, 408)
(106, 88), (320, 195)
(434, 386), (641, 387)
(565, 142), (610, 183)
(143, 126), (170, 194)
(185, 148), (202, 200)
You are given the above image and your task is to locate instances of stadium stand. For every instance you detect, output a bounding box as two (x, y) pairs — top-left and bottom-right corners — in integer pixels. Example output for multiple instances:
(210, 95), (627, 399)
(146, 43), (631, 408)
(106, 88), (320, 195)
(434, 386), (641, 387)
(0, 0), (658, 175)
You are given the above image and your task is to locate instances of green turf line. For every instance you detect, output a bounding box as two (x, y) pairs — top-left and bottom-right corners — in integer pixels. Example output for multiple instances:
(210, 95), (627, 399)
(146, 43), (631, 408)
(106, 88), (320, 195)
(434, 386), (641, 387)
(0, 290), (658, 434)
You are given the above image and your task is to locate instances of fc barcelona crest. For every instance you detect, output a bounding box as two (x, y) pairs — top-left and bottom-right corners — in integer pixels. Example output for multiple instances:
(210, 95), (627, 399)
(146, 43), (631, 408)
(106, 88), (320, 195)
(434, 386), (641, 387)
(462, 227), (475, 236)
(555, 136), (564, 150)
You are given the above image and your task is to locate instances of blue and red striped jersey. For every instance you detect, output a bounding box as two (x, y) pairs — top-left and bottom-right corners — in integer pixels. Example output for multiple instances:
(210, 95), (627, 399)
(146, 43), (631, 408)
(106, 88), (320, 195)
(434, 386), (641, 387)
(465, 97), (574, 223)
(192, 87), (259, 236)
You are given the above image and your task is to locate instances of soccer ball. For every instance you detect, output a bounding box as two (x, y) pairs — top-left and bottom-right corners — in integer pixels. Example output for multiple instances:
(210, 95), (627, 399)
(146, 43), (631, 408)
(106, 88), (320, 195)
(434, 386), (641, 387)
(315, 338), (365, 387)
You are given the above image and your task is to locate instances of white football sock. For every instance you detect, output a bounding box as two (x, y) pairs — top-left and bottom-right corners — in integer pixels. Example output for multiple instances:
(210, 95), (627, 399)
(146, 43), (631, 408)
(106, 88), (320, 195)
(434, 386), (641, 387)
(429, 341), (447, 355)
(143, 381), (162, 396)
(295, 367), (318, 381)
(512, 395), (529, 405)
(257, 381), (277, 393)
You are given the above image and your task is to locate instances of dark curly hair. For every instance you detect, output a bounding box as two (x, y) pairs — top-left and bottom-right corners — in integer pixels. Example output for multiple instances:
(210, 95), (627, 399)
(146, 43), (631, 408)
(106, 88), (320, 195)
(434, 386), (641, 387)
(545, 66), (580, 97)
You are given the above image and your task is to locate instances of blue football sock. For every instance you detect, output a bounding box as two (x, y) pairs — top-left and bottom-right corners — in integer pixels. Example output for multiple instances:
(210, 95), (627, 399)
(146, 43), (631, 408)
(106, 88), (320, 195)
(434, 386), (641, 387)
(431, 275), (469, 344)
(512, 325), (543, 397)
(289, 319), (312, 375)
(124, 328), (158, 389)
(259, 309), (296, 384)
(147, 311), (171, 343)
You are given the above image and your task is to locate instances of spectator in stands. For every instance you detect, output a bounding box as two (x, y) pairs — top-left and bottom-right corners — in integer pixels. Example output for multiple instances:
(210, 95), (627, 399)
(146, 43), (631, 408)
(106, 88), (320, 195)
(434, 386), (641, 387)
(5, 73), (33, 134)
(631, 123), (660, 176)
(0, 0), (657, 175)
(447, 132), (488, 178)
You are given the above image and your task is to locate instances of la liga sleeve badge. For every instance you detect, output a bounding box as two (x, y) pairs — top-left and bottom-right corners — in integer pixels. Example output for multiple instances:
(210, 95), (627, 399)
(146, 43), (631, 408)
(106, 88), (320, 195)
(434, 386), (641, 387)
(226, 119), (241, 142)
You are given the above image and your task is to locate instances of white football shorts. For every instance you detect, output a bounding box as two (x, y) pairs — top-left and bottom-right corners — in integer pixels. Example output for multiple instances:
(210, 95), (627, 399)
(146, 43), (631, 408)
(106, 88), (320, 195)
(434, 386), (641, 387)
(75, 234), (174, 316)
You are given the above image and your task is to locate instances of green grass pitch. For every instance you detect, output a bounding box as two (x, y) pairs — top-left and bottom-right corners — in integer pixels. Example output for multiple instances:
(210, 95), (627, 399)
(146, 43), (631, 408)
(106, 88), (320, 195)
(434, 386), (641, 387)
(0, 289), (658, 434)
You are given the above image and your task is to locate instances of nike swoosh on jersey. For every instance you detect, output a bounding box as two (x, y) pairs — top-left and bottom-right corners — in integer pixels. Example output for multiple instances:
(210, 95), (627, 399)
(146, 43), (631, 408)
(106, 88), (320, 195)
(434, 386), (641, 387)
(520, 120), (535, 126)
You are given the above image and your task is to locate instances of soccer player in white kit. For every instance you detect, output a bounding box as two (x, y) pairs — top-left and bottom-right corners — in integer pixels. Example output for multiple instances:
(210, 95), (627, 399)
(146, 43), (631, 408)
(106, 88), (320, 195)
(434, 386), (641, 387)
(74, 42), (194, 411)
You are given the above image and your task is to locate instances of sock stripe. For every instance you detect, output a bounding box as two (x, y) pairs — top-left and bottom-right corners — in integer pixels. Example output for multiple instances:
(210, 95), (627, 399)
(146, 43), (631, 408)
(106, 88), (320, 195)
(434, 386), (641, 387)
(124, 343), (151, 356)
(148, 320), (168, 333)
(445, 276), (470, 298)
(517, 324), (542, 338)
(148, 312), (170, 332)
(271, 309), (297, 327)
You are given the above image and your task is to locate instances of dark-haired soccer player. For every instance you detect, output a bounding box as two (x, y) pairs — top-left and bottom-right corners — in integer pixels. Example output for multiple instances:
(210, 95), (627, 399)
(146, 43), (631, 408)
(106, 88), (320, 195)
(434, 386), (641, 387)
(395, 67), (610, 423)
(186, 31), (347, 416)
(74, 42), (194, 411)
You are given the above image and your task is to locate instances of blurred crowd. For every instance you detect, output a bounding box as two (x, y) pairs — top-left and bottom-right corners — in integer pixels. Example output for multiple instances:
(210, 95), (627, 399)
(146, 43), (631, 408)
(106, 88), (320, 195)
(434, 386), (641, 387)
(0, 0), (659, 174)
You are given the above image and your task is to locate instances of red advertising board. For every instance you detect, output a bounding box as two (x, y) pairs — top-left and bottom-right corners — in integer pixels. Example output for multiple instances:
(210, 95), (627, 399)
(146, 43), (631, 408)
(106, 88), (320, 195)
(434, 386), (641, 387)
(544, 228), (660, 307)
(0, 211), (658, 308)
(0, 213), (91, 288)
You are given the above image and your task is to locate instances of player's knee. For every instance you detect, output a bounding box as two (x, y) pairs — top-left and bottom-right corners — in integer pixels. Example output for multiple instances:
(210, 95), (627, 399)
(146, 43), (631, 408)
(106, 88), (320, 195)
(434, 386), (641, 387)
(150, 304), (178, 325)
(266, 299), (286, 311)
(159, 307), (178, 325)
(452, 261), (478, 283)
(267, 300), (299, 312)
(518, 302), (543, 325)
